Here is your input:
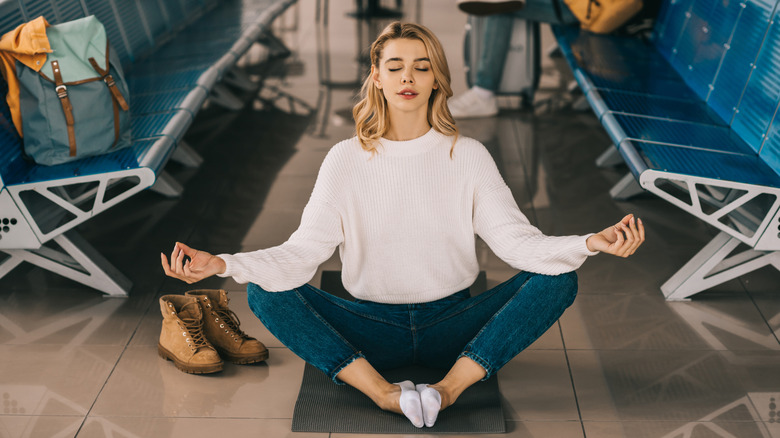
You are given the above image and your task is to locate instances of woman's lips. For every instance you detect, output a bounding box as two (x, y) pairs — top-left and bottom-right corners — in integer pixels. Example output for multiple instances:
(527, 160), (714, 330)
(398, 89), (418, 100)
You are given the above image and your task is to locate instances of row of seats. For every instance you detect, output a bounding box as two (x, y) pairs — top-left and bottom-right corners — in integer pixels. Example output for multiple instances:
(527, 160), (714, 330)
(0, 0), (296, 295)
(553, 0), (780, 300)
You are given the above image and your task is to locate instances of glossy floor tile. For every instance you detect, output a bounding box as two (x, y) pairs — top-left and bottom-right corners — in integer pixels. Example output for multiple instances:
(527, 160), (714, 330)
(0, 289), (154, 346)
(1, 0), (779, 436)
(499, 350), (579, 422)
(91, 347), (303, 418)
(0, 345), (123, 416)
(569, 349), (780, 422)
(0, 416), (81, 438)
(583, 421), (779, 438)
(561, 293), (779, 350)
(78, 418), (326, 438)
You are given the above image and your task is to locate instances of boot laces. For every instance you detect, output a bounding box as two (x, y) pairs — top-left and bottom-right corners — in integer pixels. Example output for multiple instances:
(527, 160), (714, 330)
(216, 308), (249, 339)
(180, 317), (211, 350)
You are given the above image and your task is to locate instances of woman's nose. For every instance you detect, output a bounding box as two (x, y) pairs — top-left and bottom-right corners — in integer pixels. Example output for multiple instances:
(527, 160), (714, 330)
(402, 69), (414, 84)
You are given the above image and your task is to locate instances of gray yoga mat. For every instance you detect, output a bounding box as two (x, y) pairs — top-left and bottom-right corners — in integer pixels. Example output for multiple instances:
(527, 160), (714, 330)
(291, 363), (505, 434)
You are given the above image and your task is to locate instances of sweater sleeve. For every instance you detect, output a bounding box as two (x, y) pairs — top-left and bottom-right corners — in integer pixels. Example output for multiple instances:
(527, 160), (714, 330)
(471, 145), (598, 275)
(215, 147), (345, 291)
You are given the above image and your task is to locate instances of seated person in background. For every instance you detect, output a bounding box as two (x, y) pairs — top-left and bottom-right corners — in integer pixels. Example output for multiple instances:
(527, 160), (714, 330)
(450, 0), (660, 118)
(449, 0), (579, 118)
(162, 21), (644, 429)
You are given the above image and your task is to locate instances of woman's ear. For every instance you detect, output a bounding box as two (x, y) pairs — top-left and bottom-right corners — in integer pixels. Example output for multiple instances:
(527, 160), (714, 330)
(433, 81), (439, 90)
(371, 65), (382, 89)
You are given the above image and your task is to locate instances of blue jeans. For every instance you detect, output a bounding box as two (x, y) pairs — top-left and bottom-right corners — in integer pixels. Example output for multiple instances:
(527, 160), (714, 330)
(476, 4), (578, 91)
(247, 271), (578, 384)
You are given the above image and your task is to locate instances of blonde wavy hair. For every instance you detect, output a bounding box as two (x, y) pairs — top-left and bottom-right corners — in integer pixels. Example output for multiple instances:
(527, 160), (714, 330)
(353, 22), (458, 155)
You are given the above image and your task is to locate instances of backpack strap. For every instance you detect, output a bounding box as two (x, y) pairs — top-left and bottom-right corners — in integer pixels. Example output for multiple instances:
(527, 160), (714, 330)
(51, 60), (77, 157)
(88, 55), (129, 148)
(88, 57), (129, 111)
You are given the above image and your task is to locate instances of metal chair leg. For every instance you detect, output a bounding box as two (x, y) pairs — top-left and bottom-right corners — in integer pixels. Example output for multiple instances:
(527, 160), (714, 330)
(2, 230), (131, 297)
(662, 231), (780, 301)
(610, 173), (645, 201)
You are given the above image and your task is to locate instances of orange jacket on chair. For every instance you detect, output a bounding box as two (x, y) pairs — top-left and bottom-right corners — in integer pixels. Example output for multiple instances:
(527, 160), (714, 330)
(0, 16), (52, 137)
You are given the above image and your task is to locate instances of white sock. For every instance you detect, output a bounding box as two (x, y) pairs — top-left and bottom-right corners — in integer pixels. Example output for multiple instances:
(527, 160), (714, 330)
(471, 86), (495, 100)
(394, 380), (423, 428)
(416, 383), (442, 427)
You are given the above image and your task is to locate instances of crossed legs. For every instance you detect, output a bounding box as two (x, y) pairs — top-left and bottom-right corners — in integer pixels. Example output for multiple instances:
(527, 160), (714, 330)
(247, 271), (577, 428)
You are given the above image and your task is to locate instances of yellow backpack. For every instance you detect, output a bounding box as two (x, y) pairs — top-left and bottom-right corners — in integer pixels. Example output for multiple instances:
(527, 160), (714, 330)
(563, 0), (643, 34)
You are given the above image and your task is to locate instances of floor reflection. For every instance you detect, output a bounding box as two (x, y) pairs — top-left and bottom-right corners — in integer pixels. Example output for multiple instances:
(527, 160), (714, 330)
(659, 393), (780, 438)
(573, 349), (780, 423)
(670, 301), (780, 352)
(0, 298), (125, 346)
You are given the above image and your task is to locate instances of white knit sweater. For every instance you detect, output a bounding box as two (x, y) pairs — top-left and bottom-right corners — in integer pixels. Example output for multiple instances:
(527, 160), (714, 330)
(218, 129), (598, 304)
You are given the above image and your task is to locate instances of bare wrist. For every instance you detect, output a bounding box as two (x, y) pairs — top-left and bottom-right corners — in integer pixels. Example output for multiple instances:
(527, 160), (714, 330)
(586, 235), (596, 253)
(215, 256), (227, 275)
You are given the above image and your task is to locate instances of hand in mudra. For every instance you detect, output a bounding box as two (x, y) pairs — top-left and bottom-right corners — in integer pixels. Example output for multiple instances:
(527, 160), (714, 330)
(586, 214), (645, 257)
(161, 242), (226, 284)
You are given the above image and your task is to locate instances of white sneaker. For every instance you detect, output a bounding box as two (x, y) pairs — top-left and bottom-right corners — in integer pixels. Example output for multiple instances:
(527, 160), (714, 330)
(448, 88), (499, 118)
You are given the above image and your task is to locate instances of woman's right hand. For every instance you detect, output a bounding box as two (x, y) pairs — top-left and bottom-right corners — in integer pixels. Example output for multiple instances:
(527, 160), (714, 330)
(161, 242), (226, 284)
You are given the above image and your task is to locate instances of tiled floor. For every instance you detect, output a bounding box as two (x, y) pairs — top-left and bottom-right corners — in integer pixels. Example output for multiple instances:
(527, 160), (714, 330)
(2, 1), (780, 437)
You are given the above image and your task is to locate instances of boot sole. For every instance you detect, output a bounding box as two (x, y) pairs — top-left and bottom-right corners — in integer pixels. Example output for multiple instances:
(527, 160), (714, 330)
(158, 344), (224, 374)
(217, 348), (269, 365)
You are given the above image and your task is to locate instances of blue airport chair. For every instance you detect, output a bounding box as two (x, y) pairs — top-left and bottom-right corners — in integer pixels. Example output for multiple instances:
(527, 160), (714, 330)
(553, 0), (780, 300)
(0, 0), (298, 295)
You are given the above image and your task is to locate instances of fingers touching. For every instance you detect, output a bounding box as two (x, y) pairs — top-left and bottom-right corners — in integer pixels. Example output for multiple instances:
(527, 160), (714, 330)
(611, 215), (645, 257)
(176, 241), (199, 258)
(161, 242), (197, 284)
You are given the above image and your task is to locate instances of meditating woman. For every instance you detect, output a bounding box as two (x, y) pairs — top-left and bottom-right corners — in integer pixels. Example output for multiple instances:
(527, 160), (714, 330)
(161, 21), (645, 428)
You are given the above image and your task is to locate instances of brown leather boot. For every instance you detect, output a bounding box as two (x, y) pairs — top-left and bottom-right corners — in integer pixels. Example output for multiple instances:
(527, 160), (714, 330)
(185, 289), (269, 364)
(158, 295), (223, 374)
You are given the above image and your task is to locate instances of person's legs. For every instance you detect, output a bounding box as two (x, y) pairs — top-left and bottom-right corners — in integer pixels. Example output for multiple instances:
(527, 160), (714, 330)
(247, 283), (364, 380)
(473, 1), (579, 88)
(473, 1), (578, 90)
(459, 271), (578, 378)
(246, 283), (423, 424)
(475, 14), (515, 92)
(415, 271), (579, 410)
(449, 14), (514, 118)
(450, 3), (579, 118)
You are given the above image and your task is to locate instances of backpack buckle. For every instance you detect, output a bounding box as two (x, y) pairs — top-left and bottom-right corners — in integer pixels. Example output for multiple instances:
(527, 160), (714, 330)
(103, 75), (115, 87)
(55, 84), (68, 99)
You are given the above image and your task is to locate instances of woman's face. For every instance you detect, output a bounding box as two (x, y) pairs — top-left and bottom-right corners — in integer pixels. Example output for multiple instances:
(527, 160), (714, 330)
(372, 38), (438, 118)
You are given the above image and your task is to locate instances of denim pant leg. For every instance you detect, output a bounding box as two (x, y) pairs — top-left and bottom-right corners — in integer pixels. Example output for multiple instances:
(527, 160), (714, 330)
(416, 271), (578, 379)
(246, 283), (414, 384)
(475, 14), (514, 91)
(474, 3), (578, 91)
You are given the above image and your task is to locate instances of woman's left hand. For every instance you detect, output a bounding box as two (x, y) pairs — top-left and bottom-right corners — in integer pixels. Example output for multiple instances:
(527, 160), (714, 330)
(161, 242), (226, 284)
(586, 214), (645, 257)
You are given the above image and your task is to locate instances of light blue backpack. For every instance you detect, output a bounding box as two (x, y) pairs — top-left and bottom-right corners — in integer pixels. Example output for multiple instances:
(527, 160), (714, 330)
(16, 16), (131, 166)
